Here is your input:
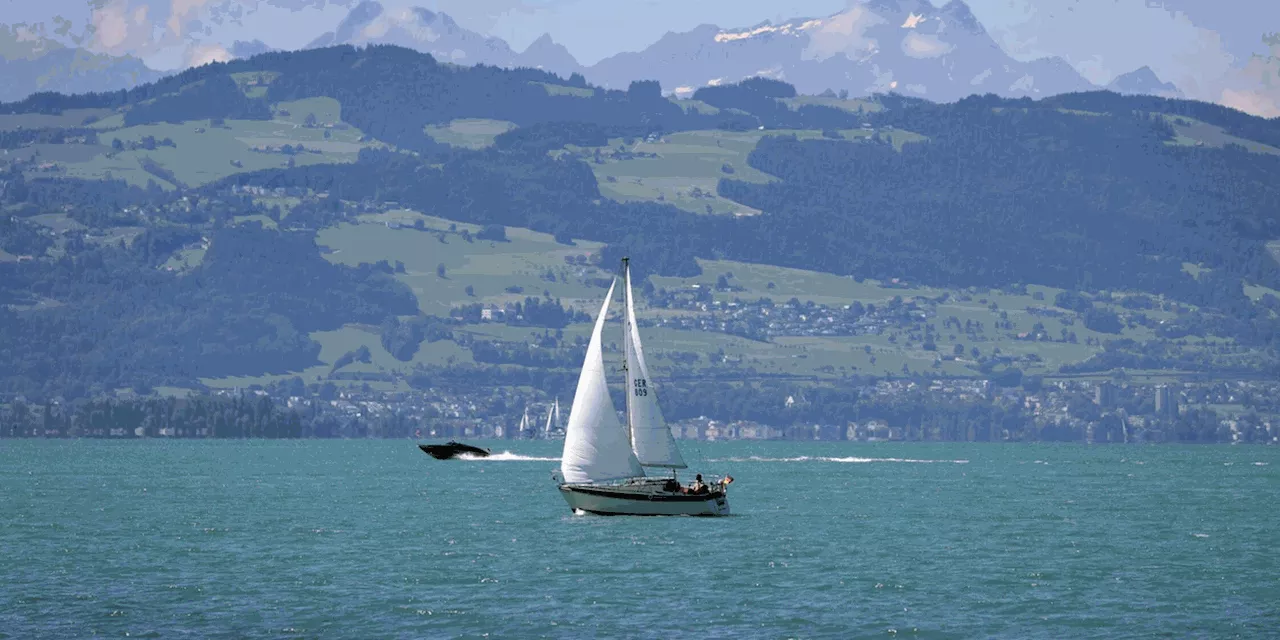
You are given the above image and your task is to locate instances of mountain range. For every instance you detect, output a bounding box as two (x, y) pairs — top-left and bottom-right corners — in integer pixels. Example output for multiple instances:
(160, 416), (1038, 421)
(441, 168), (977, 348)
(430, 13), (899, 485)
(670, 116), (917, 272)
(587, 0), (1097, 101)
(1, 0), (1183, 106)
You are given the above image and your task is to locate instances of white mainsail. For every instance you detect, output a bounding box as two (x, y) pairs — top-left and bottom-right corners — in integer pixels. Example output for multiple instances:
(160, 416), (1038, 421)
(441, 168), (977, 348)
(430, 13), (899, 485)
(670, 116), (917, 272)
(560, 278), (644, 484)
(518, 407), (529, 437)
(623, 264), (687, 469)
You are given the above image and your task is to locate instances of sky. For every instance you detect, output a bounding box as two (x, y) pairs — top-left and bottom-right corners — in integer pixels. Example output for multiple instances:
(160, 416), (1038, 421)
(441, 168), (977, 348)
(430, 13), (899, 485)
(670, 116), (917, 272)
(2, 0), (1278, 114)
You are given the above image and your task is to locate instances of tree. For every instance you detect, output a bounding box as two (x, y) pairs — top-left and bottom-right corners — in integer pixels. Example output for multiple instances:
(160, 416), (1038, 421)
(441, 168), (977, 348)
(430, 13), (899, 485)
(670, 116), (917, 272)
(436, 263), (447, 278)
(628, 80), (661, 100)
(1084, 308), (1123, 334)
(304, 112), (318, 127)
(464, 285), (475, 296)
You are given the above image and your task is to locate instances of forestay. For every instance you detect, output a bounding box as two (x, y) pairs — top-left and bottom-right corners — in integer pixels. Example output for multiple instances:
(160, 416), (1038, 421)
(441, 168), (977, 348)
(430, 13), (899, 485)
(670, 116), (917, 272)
(560, 278), (645, 484)
(623, 264), (686, 469)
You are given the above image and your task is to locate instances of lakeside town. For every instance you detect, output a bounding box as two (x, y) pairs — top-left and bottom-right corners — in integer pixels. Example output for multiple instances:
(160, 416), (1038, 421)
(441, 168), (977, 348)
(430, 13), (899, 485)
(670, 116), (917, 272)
(4, 376), (1276, 444)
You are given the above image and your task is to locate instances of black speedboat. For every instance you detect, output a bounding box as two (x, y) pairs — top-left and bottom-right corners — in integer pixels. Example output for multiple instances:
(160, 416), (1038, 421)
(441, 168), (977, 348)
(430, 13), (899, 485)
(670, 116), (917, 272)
(418, 441), (491, 460)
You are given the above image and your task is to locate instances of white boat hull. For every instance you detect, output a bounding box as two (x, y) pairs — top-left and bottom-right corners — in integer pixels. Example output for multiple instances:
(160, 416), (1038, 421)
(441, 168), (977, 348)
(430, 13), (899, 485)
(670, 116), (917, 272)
(558, 482), (730, 517)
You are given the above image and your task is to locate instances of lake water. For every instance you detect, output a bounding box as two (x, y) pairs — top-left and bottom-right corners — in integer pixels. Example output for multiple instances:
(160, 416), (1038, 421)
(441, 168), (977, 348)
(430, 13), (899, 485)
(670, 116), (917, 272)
(2, 440), (1277, 639)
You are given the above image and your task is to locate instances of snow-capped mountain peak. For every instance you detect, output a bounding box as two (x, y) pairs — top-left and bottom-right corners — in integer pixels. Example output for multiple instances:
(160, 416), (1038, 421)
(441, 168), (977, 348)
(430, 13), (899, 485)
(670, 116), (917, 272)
(713, 19), (824, 43)
(307, 1), (519, 66)
(586, 0), (1094, 101)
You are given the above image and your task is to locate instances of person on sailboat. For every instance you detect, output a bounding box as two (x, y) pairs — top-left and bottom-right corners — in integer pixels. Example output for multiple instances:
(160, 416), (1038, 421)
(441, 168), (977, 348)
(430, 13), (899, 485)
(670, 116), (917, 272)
(688, 474), (707, 495)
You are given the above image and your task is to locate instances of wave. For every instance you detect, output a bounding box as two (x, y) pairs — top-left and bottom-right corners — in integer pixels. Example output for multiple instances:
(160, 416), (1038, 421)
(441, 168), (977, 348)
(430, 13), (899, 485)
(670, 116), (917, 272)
(458, 451), (560, 462)
(708, 456), (969, 464)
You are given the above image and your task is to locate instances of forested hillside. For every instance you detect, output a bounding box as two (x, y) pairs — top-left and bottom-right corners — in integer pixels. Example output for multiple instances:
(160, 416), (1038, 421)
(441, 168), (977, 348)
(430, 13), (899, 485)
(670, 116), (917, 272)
(1, 44), (1278, 409)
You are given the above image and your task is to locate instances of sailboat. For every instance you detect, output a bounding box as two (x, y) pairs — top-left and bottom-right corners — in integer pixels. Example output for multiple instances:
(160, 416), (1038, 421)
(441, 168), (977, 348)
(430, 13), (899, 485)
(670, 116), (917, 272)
(554, 258), (732, 516)
(516, 406), (530, 439)
(543, 398), (563, 439)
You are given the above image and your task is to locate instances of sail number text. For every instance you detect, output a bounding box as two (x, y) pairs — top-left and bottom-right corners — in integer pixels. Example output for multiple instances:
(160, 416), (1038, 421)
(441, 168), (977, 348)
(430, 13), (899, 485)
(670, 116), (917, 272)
(633, 379), (648, 397)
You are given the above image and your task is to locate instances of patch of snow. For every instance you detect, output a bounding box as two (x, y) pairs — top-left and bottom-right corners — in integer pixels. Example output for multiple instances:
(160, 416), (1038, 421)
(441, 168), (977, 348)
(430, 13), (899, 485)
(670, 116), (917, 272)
(1009, 74), (1035, 93)
(802, 7), (885, 62)
(902, 32), (954, 59)
(714, 19), (822, 43)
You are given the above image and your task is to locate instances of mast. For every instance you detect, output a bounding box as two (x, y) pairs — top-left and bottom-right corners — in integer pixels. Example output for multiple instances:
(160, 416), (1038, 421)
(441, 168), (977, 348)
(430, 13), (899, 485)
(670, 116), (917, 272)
(620, 257), (635, 451)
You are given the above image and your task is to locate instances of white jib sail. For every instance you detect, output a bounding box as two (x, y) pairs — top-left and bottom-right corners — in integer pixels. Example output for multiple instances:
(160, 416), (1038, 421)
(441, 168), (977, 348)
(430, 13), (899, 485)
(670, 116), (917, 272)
(561, 278), (644, 484)
(544, 403), (554, 436)
(623, 264), (686, 469)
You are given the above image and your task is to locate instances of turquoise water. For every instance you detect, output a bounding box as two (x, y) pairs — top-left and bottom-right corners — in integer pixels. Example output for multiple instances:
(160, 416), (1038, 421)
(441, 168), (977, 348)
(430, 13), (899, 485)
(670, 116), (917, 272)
(2, 440), (1277, 639)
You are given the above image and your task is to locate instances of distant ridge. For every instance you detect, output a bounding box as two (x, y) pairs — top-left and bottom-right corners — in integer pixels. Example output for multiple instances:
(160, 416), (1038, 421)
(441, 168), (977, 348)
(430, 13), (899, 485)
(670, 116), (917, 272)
(1108, 66), (1183, 99)
(307, 1), (520, 67)
(0, 25), (162, 103)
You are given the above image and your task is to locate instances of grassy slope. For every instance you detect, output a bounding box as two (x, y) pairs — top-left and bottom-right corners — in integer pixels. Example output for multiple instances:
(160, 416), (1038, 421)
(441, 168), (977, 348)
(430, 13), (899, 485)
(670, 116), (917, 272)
(206, 208), (1259, 389)
(576, 127), (928, 216)
(0, 108), (113, 131)
(783, 96), (884, 114)
(316, 210), (613, 314)
(1160, 114), (1280, 155)
(31, 98), (380, 188)
(424, 118), (517, 149)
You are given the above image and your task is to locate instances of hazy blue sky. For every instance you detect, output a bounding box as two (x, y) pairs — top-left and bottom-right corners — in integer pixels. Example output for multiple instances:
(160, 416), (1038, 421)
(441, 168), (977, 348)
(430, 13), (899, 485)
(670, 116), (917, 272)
(3, 0), (1277, 112)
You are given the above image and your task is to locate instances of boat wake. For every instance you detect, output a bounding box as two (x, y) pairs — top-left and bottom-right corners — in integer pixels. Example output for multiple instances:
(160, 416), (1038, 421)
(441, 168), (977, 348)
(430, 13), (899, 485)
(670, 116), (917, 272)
(708, 456), (969, 464)
(458, 451), (561, 462)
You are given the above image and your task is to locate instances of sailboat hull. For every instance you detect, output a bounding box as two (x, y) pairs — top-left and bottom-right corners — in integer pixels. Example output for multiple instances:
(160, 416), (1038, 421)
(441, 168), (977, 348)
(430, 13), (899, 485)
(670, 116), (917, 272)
(558, 483), (730, 517)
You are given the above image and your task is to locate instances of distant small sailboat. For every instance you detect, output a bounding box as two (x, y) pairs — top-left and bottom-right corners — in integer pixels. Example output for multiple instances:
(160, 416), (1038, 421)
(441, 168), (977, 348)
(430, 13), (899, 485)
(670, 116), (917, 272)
(543, 398), (563, 439)
(554, 258), (732, 516)
(517, 406), (531, 439)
